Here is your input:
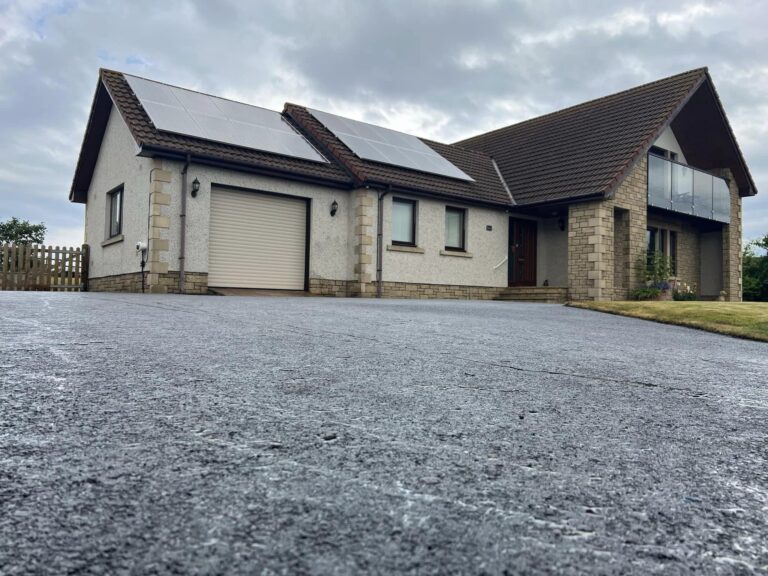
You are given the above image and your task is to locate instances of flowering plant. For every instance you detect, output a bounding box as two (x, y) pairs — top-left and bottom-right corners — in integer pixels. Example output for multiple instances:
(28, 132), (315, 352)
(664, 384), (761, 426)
(673, 282), (697, 301)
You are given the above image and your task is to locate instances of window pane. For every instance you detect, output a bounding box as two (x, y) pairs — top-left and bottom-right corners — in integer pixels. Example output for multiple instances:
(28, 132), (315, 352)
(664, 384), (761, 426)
(109, 189), (122, 237)
(116, 190), (122, 233)
(445, 208), (464, 249)
(110, 193), (117, 237)
(646, 227), (656, 250)
(713, 177), (731, 223)
(671, 163), (693, 214)
(648, 154), (671, 208)
(693, 170), (713, 219)
(392, 200), (414, 244)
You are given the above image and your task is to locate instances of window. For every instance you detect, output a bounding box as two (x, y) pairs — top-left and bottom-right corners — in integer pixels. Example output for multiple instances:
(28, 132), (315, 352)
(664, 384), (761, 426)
(392, 198), (416, 245)
(646, 226), (678, 275)
(445, 207), (466, 251)
(107, 185), (123, 238)
(649, 145), (680, 163)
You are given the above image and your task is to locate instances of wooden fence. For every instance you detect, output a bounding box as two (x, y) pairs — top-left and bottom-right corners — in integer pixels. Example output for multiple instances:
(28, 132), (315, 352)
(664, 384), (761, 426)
(0, 244), (88, 291)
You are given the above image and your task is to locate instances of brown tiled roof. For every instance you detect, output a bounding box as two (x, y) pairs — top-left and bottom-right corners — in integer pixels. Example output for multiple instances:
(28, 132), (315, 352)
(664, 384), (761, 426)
(283, 104), (512, 206)
(100, 69), (353, 186)
(456, 68), (710, 205)
(72, 67), (755, 207)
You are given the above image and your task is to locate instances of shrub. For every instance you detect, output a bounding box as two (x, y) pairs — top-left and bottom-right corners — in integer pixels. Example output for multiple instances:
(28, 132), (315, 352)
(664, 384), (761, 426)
(630, 287), (661, 300)
(743, 236), (768, 302)
(673, 282), (697, 301)
(641, 251), (673, 285)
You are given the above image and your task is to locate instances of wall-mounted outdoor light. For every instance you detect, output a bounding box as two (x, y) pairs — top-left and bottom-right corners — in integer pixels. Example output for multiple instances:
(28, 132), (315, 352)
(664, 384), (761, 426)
(191, 178), (200, 198)
(330, 200), (339, 217)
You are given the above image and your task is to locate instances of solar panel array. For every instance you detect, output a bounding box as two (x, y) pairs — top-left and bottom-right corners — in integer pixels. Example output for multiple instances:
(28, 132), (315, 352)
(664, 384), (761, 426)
(308, 109), (474, 181)
(124, 75), (327, 163)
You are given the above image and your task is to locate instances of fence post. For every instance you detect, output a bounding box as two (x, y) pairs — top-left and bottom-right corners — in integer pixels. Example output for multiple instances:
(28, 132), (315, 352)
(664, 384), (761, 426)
(44, 245), (51, 290)
(0, 244), (7, 290)
(81, 244), (89, 291)
(10, 244), (17, 290)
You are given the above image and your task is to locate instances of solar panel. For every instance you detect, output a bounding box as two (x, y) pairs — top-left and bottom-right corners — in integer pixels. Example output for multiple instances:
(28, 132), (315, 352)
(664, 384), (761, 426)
(308, 109), (473, 181)
(124, 74), (327, 164)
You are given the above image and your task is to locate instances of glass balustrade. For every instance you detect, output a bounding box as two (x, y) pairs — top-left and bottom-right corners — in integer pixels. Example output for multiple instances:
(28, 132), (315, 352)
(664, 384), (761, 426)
(647, 154), (730, 223)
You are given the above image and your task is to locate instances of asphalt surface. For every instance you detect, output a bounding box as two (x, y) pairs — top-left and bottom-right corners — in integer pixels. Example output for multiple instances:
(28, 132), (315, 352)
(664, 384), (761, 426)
(1, 292), (767, 575)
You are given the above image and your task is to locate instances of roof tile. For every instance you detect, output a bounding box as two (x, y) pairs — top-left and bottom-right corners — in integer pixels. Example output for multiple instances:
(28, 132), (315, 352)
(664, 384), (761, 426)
(456, 69), (709, 205)
(101, 70), (353, 186)
(283, 104), (512, 206)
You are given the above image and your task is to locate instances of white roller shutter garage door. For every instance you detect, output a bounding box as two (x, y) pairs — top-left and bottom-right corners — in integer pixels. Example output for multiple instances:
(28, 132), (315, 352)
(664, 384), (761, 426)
(209, 187), (308, 289)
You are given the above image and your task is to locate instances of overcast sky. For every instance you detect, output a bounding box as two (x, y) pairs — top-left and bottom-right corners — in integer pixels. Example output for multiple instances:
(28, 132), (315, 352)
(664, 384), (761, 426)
(1, 0), (766, 246)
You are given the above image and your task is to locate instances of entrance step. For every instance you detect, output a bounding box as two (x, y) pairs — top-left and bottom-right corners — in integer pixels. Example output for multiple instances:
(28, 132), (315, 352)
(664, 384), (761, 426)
(495, 287), (568, 303)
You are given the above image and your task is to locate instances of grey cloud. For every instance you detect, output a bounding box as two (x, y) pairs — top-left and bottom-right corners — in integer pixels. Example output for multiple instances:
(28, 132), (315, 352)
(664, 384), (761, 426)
(0, 0), (765, 243)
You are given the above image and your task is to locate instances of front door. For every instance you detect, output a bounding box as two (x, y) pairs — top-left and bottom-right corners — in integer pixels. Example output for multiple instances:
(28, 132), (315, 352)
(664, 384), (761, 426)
(508, 218), (537, 286)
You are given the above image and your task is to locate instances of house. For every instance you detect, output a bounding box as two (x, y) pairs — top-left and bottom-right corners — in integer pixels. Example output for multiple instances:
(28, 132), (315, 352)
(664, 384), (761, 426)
(69, 68), (757, 301)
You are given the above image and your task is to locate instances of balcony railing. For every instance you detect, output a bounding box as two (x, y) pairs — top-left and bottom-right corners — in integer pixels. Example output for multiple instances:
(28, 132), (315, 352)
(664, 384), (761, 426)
(647, 154), (730, 223)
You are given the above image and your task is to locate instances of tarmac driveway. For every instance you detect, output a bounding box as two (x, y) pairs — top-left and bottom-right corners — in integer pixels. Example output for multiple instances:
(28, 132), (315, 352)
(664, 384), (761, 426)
(1, 293), (767, 575)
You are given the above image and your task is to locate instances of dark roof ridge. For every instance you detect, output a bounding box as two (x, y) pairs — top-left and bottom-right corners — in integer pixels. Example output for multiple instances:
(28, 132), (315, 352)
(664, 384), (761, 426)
(456, 67), (708, 147)
(288, 103), (464, 152)
(602, 73), (707, 198)
(420, 136), (492, 159)
(284, 102), (513, 205)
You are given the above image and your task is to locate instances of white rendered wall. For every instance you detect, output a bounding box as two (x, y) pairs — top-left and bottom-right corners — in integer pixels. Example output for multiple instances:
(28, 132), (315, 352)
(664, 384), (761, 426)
(653, 126), (688, 164)
(380, 194), (509, 287)
(160, 161), (355, 282)
(84, 107), (152, 278)
(84, 111), (521, 289)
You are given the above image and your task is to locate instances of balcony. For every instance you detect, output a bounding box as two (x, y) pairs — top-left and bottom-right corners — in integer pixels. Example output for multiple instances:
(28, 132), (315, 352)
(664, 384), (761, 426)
(647, 154), (730, 223)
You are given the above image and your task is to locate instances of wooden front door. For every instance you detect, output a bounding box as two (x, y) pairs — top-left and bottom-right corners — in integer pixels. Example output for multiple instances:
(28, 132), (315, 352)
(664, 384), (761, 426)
(508, 218), (537, 286)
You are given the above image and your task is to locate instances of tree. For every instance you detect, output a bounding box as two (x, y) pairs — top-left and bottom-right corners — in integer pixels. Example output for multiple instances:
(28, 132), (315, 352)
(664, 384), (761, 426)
(743, 234), (768, 302)
(0, 217), (46, 244)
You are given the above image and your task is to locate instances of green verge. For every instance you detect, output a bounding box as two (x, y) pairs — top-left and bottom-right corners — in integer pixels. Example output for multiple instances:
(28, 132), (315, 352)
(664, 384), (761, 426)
(567, 301), (768, 343)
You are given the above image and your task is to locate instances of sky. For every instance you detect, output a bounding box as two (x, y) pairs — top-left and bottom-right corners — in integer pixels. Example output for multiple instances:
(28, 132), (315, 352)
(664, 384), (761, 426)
(0, 0), (766, 247)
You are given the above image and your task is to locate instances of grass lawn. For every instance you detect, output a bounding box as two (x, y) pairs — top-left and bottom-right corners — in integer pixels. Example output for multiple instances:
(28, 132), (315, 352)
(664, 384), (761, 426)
(568, 301), (768, 342)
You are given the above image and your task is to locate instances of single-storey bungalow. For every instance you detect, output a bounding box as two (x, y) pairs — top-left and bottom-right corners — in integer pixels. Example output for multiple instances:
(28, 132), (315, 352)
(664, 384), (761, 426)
(69, 67), (757, 301)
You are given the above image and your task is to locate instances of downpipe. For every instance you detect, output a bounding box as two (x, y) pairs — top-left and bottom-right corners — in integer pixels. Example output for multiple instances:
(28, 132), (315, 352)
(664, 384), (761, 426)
(376, 186), (390, 298)
(179, 155), (190, 294)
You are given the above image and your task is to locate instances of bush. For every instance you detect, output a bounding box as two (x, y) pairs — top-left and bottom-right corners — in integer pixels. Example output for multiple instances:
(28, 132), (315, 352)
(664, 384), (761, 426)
(640, 251), (673, 285)
(673, 282), (697, 301)
(673, 290), (697, 301)
(630, 287), (661, 300)
(743, 236), (768, 302)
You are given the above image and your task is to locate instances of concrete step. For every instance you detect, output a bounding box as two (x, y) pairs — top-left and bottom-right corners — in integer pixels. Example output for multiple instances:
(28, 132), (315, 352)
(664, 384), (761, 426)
(495, 287), (568, 303)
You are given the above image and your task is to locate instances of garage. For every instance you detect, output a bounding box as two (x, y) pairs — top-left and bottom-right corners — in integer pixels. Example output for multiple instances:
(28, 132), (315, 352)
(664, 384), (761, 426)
(208, 187), (308, 290)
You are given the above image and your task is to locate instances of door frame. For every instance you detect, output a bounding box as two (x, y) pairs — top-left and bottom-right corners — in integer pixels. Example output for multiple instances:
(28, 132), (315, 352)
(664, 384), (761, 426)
(508, 217), (537, 287)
